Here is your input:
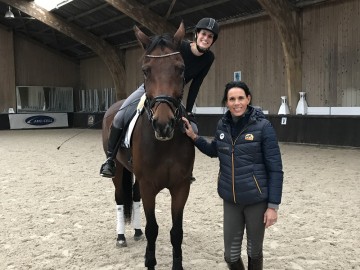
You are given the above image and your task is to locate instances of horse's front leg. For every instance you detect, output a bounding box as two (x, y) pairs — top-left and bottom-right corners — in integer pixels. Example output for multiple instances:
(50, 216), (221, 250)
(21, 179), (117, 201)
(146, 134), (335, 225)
(141, 189), (159, 269)
(170, 184), (190, 270)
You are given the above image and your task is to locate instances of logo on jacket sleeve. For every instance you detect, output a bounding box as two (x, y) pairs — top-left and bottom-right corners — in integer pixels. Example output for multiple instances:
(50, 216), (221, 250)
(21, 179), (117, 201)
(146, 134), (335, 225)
(245, 134), (254, 141)
(220, 133), (225, 140)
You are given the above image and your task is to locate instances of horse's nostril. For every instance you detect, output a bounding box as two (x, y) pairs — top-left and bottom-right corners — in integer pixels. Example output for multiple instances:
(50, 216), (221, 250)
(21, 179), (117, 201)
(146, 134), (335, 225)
(152, 119), (157, 130)
(170, 118), (175, 128)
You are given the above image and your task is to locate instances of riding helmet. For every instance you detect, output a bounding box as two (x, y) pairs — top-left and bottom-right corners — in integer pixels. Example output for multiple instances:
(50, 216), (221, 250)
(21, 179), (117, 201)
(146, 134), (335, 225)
(195, 18), (220, 42)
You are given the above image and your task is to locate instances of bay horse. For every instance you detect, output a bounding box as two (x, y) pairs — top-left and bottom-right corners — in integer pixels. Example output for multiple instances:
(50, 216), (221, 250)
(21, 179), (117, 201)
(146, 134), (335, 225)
(102, 22), (195, 270)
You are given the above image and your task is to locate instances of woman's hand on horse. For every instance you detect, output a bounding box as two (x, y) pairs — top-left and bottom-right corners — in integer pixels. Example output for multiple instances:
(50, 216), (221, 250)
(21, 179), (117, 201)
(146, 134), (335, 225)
(182, 117), (197, 141)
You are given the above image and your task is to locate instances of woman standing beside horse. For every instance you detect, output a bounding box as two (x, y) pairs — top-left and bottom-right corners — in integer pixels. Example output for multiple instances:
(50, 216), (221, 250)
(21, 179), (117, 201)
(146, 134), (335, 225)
(100, 17), (220, 178)
(182, 81), (284, 270)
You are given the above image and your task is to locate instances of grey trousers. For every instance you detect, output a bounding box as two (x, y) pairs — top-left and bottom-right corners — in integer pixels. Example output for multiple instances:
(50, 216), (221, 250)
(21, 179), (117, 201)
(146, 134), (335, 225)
(223, 200), (267, 263)
(113, 84), (145, 129)
(112, 83), (198, 133)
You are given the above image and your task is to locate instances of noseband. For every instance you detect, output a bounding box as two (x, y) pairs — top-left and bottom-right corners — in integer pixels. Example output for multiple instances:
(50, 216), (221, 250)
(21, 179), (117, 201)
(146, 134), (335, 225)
(144, 94), (182, 123)
(143, 51), (185, 124)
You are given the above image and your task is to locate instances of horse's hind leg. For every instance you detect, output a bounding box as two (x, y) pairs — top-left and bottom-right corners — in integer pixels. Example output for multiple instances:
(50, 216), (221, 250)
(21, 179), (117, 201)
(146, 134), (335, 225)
(115, 204), (127, 247)
(132, 180), (144, 241)
(113, 162), (133, 247)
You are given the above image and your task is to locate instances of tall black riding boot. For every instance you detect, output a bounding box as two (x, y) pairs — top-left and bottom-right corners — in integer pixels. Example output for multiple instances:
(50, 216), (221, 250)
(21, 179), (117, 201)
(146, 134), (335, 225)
(248, 256), (263, 270)
(225, 257), (245, 270)
(100, 126), (123, 178)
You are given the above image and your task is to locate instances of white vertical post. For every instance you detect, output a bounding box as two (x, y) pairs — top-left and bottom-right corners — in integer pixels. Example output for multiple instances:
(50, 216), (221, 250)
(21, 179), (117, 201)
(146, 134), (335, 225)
(296, 92), (308, 115)
(278, 96), (290, 115)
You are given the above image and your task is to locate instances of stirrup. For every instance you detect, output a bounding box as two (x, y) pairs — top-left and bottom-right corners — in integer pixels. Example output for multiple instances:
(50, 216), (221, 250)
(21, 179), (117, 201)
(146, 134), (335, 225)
(100, 159), (116, 178)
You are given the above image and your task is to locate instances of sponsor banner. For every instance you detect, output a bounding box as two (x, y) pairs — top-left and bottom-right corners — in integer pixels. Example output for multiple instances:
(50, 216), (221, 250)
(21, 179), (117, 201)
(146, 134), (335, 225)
(8, 113), (68, 129)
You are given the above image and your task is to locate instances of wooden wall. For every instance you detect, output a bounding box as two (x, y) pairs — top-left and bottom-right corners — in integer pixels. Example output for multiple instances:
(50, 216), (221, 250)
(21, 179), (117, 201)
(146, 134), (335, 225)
(301, 0), (360, 107)
(0, 32), (79, 113)
(79, 57), (113, 90)
(77, 46), (144, 98)
(14, 36), (79, 87)
(124, 46), (143, 95)
(138, 0), (359, 113)
(1, 0), (359, 115)
(212, 17), (286, 112)
(120, 16), (287, 113)
(0, 27), (16, 113)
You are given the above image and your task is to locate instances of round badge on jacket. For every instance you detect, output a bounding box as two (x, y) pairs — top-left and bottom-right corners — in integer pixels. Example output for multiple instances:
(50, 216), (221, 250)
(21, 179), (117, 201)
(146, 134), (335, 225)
(220, 133), (225, 140)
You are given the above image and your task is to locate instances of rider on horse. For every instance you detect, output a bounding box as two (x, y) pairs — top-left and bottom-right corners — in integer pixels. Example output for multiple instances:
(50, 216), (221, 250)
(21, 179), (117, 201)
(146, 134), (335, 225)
(100, 18), (220, 178)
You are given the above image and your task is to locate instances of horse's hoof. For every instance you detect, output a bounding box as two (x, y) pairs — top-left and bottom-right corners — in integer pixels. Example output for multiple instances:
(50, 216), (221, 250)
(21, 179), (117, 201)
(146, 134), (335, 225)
(145, 248), (157, 268)
(134, 232), (145, 241)
(134, 234), (145, 241)
(116, 239), (127, 248)
(172, 256), (183, 270)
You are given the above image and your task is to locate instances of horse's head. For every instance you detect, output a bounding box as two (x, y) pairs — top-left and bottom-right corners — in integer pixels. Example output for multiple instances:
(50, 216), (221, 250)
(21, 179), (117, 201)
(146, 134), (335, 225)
(134, 22), (186, 141)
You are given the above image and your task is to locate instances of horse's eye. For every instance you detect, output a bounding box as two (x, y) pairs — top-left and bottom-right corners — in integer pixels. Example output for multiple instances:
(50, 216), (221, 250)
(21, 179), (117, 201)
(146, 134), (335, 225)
(142, 67), (150, 79)
(177, 65), (185, 78)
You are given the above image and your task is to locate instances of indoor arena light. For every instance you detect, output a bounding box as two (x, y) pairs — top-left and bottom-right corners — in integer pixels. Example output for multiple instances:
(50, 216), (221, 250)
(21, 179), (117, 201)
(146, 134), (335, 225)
(4, 6), (14, 19)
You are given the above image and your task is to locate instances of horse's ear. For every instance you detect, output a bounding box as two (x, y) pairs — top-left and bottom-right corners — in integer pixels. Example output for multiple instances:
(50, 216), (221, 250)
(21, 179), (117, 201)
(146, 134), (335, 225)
(173, 21), (185, 48)
(134, 25), (151, 49)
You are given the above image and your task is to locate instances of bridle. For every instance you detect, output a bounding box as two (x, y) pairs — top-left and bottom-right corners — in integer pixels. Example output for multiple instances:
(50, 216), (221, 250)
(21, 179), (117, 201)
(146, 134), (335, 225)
(145, 51), (181, 58)
(143, 51), (185, 124)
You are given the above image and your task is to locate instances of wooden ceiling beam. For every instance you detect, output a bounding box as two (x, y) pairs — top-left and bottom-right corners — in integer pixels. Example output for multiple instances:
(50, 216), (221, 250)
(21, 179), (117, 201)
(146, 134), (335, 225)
(168, 0), (231, 19)
(165, 0), (177, 19)
(67, 3), (109, 22)
(105, 0), (176, 35)
(86, 13), (127, 30)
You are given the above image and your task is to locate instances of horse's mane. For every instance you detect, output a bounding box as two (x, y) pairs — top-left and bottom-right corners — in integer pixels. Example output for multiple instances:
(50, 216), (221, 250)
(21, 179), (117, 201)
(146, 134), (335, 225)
(145, 33), (178, 54)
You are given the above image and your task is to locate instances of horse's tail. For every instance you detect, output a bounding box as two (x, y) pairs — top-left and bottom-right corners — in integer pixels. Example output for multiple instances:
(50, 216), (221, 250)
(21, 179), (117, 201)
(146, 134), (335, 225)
(122, 168), (133, 223)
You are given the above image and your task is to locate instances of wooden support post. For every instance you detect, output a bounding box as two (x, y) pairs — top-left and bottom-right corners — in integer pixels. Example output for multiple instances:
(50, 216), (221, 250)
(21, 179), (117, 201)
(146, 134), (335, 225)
(258, 0), (302, 113)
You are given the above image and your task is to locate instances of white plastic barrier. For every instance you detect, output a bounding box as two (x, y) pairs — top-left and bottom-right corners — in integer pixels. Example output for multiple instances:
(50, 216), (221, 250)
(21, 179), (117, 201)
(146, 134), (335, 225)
(8, 113), (68, 129)
(193, 107), (225, 114)
(307, 107), (360, 115)
(192, 107), (269, 115)
(307, 107), (331, 115)
(330, 107), (360, 115)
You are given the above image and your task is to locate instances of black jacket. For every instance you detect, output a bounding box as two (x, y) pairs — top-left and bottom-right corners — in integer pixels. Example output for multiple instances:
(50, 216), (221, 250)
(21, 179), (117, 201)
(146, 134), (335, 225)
(194, 106), (283, 206)
(180, 40), (214, 112)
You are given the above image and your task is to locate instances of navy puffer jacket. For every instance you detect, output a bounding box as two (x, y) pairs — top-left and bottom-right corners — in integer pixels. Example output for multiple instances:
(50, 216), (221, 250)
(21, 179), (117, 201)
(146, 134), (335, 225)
(194, 106), (283, 206)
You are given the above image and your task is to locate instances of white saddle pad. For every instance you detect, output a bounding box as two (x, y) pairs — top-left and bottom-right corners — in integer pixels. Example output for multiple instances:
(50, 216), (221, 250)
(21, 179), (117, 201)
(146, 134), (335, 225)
(123, 94), (146, 148)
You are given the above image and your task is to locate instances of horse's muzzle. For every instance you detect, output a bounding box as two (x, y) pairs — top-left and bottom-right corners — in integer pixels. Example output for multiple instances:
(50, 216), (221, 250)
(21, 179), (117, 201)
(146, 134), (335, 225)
(154, 131), (174, 141)
(152, 118), (175, 141)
